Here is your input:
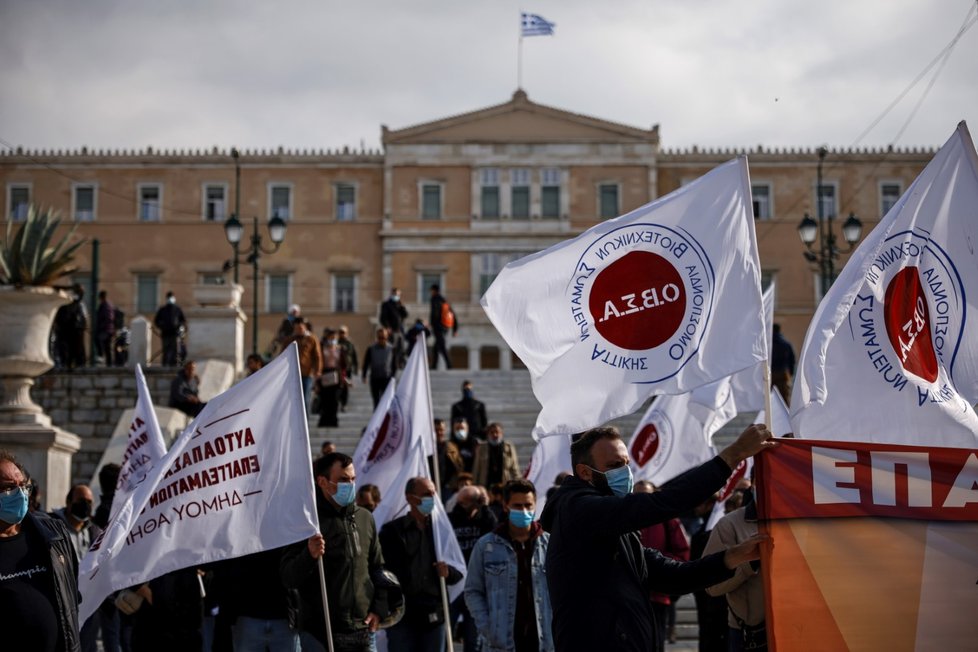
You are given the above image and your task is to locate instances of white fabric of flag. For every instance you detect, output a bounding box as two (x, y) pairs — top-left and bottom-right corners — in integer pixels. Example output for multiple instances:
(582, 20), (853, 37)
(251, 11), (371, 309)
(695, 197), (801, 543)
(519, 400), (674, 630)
(521, 12), (555, 36)
(705, 457), (754, 531)
(78, 344), (320, 623)
(483, 157), (766, 437)
(108, 365), (168, 521)
(525, 433), (573, 514)
(790, 122), (978, 447)
(756, 388), (792, 437)
(628, 392), (726, 487)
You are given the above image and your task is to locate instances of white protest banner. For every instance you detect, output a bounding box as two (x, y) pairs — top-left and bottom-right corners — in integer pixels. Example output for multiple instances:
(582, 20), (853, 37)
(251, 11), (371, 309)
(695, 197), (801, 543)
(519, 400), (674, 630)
(78, 344), (319, 623)
(791, 123), (978, 446)
(628, 392), (724, 487)
(109, 365), (169, 520)
(482, 157), (766, 437)
(525, 433), (573, 514)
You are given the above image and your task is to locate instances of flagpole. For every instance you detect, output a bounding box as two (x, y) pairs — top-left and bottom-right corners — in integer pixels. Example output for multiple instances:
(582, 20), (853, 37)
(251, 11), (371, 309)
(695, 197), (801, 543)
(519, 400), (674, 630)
(517, 11), (524, 89)
(762, 364), (773, 431)
(420, 344), (456, 652)
(317, 558), (336, 652)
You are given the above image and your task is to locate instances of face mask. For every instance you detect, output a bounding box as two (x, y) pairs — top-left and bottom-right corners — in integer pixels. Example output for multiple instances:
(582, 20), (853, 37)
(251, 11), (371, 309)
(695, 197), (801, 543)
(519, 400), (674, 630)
(168, 296), (176, 305)
(463, 389), (473, 400)
(454, 429), (468, 441)
(391, 295), (400, 302)
(329, 339), (338, 346)
(590, 465), (634, 498)
(508, 509), (534, 529)
(0, 487), (29, 525)
(488, 438), (502, 447)
(332, 481), (356, 507)
(417, 496), (435, 516)
(69, 500), (92, 521)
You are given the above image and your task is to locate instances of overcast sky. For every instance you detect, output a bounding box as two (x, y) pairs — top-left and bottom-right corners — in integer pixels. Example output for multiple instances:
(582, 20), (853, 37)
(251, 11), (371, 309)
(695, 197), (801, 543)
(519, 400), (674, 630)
(1, 0), (976, 153)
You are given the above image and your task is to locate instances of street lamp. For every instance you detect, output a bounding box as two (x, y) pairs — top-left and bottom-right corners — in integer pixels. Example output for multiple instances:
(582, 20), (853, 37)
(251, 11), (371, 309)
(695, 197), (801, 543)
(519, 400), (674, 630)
(230, 148), (241, 284)
(797, 146), (863, 297)
(223, 214), (287, 356)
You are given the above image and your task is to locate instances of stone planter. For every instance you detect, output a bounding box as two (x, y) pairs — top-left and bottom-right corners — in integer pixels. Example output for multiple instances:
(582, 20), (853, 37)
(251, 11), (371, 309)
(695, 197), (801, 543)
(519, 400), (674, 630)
(0, 285), (70, 414)
(193, 282), (243, 308)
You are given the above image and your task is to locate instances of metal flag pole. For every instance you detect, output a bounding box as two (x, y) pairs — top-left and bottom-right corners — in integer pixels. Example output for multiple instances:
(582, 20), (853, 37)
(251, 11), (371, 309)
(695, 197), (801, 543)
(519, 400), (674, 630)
(517, 10), (524, 89)
(762, 364), (773, 432)
(317, 557), (336, 652)
(420, 344), (456, 652)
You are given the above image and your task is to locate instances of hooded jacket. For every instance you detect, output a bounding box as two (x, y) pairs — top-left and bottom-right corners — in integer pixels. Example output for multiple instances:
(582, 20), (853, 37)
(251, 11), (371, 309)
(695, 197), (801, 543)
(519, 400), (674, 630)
(540, 457), (736, 652)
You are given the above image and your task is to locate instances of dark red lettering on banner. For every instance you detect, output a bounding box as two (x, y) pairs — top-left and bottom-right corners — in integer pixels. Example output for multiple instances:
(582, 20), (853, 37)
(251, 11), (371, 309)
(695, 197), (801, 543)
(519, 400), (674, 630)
(756, 439), (978, 521)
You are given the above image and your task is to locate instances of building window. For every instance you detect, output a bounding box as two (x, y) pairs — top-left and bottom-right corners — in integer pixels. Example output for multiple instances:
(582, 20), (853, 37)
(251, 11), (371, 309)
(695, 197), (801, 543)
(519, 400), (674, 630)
(752, 183), (772, 220)
(599, 183), (619, 220)
(880, 182), (902, 217)
(138, 184), (162, 222)
(478, 253), (520, 297)
(816, 182), (837, 218)
(269, 184), (292, 220)
(266, 273), (291, 314)
(422, 183), (442, 220)
(480, 169), (500, 219)
(541, 168), (560, 219)
(511, 169), (530, 219)
(335, 183), (357, 221)
(203, 184), (227, 221)
(135, 274), (160, 314)
(332, 273), (357, 312)
(418, 272), (444, 303)
(73, 184), (97, 222)
(7, 184), (31, 221)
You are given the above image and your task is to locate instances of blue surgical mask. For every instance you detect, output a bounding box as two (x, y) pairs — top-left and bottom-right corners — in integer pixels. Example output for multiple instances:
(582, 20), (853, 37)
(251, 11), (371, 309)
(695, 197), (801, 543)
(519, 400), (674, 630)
(333, 481), (356, 507)
(0, 486), (29, 525)
(454, 429), (468, 441)
(591, 465), (634, 498)
(417, 496), (435, 516)
(508, 509), (534, 529)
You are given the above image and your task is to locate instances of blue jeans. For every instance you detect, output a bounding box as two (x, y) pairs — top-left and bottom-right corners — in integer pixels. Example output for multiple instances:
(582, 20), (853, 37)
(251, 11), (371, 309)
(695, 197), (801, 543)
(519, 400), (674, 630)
(232, 617), (299, 652)
(302, 375), (314, 411)
(386, 621), (445, 652)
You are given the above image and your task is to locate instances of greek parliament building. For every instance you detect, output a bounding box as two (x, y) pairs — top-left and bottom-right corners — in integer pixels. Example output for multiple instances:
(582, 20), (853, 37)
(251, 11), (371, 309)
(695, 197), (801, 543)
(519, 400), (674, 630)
(1, 90), (935, 368)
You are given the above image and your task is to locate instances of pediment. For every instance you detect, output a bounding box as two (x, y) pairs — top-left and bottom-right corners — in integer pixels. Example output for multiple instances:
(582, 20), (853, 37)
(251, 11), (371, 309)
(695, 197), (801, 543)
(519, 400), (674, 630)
(383, 90), (658, 146)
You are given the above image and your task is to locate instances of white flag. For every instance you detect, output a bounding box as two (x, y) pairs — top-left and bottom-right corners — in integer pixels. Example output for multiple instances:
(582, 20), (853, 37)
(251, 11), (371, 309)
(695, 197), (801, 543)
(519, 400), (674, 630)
(628, 392), (726, 487)
(756, 388), (792, 437)
(525, 433), (573, 514)
(483, 158), (766, 437)
(109, 365), (168, 521)
(78, 344), (319, 623)
(705, 456), (754, 532)
(790, 123), (978, 447)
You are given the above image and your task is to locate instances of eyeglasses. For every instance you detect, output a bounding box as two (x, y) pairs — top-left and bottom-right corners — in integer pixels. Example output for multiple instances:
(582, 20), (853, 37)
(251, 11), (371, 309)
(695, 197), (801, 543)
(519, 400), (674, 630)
(0, 482), (34, 499)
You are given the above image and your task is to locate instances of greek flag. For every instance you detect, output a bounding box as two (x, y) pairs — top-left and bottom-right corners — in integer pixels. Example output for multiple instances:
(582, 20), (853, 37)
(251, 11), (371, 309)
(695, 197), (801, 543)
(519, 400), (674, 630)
(521, 12), (555, 37)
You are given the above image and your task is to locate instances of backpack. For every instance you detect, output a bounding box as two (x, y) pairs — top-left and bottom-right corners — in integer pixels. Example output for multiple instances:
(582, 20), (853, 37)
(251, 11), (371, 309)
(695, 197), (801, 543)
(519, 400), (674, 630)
(440, 301), (455, 330)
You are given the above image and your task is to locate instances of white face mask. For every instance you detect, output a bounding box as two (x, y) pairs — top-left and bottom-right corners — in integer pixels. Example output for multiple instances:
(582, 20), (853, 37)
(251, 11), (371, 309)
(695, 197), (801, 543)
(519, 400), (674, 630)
(454, 429), (468, 441)
(168, 296), (176, 305)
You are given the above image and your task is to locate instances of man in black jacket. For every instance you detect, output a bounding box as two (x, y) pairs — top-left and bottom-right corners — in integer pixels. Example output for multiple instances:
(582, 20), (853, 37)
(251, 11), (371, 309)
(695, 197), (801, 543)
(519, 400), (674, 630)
(450, 380), (488, 440)
(380, 477), (463, 652)
(153, 291), (186, 366)
(428, 284), (457, 370)
(0, 451), (82, 652)
(281, 452), (387, 652)
(379, 288), (409, 369)
(540, 425), (775, 652)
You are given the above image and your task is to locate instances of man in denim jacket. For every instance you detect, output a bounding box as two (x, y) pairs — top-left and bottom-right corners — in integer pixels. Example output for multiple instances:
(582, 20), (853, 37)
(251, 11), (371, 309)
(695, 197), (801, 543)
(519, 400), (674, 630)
(464, 479), (553, 652)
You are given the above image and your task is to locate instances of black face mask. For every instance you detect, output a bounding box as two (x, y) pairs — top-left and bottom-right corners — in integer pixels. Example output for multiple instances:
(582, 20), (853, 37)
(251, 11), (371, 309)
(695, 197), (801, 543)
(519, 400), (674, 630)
(69, 500), (92, 521)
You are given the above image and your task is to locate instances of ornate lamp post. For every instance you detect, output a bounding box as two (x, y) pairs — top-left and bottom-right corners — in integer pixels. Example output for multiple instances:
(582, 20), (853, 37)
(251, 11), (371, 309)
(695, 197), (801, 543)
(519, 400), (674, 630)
(797, 146), (863, 297)
(223, 214), (287, 356)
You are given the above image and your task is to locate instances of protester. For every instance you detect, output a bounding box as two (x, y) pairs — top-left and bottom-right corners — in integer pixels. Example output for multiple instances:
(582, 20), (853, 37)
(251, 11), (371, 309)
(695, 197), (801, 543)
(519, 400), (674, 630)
(405, 319), (430, 358)
(444, 472), (476, 513)
(450, 380), (488, 440)
(125, 568), (204, 651)
(153, 291), (186, 367)
(317, 328), (343, 427)
(487, 483), (506, 523)
(337, 326), (359, 412)
(286, 318), (323, 412)
(169, 360), (206, 417)
(320, 441), (337, 458)
(281, 452), (387, 652)
(54, 282), (88, 370)
(50, 483), (102, 652)
(0, 451), (82, 652)
(379, 477), (463, 652)
(95, 290), (116, 366)
(429, 418), (464, 498)
(379, 288), (409, 369)
(633, 480), (691, 652)
(246, 353), (265, 376)
(91, 464), (127, 652)
(272, 304), (302, 355)
(540, 424), (776, 651)
(472, 423), (520, 488)
(362, 327), (396, 408)
(466, 479), (553, 652)
(689, 495), (728, 652)
(450, 418), (478, 473)
(428, 284), (457, 370)
(356, 484), (381, 513)
(771, 323), (796, 406)
(448, 485), (497, 652)
(704, 487), (765, 651)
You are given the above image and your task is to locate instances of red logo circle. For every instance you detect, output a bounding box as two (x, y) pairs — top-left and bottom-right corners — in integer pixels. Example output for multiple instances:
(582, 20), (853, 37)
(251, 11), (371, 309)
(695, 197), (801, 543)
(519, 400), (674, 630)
(883, 267), (938, 383)
(588, 251), (686, 350)
(630, 423), (661, 467)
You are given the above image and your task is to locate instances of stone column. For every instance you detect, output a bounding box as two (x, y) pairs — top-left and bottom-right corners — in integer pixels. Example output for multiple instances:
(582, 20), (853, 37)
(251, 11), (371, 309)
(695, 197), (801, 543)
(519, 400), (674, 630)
(468, 346), (481, 371)
(128, 316), (153, 368)
(185, 283), (247, 375)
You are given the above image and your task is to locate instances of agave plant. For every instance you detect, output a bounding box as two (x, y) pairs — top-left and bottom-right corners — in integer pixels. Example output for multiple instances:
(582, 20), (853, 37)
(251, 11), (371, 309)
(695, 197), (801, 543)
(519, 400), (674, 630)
(0, 205), (85, 286)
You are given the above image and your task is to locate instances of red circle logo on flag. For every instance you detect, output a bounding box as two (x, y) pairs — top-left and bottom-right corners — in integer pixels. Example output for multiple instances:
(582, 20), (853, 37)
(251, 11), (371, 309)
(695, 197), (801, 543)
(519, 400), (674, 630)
(362, 398), (405, 472)
(630, 423), (661, 467)
(883, 267), (938, 383)
(588, 251), (687, 350)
